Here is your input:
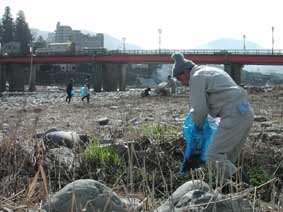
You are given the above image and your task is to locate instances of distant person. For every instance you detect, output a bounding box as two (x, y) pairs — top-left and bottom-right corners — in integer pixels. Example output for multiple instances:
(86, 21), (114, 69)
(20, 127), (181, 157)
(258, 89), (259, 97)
(5, 81), (9, 91)
(167, 75), (176, 95)
(84, 75), (90, 86)
(155, 82), (170, 96)
(81, 75), (90, 103)
(66, 79), (74, 104)
(141, 87), (151, 97)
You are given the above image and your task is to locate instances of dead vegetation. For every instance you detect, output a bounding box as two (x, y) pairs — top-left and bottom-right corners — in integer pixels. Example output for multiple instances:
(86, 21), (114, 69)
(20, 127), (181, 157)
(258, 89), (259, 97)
(1, 89), (283, 211)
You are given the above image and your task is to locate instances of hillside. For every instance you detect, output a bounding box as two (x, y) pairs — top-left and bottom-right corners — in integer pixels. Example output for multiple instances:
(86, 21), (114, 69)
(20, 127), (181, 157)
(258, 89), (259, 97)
(103, 33), (141, 50)
(198, 38), (283, 75)
(197, 38), (262, 49)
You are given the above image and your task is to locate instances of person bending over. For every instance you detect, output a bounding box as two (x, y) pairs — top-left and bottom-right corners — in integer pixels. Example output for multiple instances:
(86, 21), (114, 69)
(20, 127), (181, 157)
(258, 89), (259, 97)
(172, 52), (254, 184)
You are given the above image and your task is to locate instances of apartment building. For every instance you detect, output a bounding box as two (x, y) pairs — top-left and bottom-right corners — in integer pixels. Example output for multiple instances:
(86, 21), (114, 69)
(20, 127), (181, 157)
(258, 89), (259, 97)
(55, 22), (72, 43)
(54, 22), (104, 50)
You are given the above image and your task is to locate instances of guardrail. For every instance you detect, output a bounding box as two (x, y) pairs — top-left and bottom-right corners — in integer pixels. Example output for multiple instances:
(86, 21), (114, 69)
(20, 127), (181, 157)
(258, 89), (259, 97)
(2, 49), (283, 57)
(75, 49), (283, 56)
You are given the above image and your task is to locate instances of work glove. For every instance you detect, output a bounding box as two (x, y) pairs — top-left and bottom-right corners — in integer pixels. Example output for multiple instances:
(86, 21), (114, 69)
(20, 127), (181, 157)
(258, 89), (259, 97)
(180, 153), (206, 173)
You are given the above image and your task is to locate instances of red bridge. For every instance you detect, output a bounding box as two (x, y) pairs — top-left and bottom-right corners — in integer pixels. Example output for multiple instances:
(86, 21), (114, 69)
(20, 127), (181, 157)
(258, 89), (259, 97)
(1, 49), (283, 92)
(1, 49), (283, 65)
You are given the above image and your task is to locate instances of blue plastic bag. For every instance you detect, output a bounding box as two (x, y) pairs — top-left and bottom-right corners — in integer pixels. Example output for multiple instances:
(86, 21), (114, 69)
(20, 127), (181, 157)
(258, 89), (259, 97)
(71, 89), (75, 96)
(80, 87), (88, 96)
(179, 113), (218, 175)
(237, 102), (249, 115)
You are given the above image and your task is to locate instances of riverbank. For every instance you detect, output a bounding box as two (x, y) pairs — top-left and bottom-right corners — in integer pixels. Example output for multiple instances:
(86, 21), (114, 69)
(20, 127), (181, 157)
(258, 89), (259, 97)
(0, 87), (283, 211)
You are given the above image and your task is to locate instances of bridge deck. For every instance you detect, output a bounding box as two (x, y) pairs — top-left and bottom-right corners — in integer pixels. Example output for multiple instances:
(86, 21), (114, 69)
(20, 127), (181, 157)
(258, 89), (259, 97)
(1, 49), (283, 65)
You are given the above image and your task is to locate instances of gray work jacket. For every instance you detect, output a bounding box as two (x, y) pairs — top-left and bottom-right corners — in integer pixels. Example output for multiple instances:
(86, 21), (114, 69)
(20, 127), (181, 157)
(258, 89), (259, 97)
(189, 65), (249, 127)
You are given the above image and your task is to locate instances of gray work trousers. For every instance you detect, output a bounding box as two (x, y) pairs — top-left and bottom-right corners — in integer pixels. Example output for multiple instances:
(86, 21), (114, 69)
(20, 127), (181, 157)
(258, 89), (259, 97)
(206, 106), (254, 179)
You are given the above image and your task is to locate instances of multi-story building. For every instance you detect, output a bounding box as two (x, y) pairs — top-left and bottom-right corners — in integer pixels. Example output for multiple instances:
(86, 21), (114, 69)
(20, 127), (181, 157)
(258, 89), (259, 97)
(55, 22), (72, 43)
(54, 22), (104, 51)
(37, 22), (104, 72)
(76, 33), (104, 50)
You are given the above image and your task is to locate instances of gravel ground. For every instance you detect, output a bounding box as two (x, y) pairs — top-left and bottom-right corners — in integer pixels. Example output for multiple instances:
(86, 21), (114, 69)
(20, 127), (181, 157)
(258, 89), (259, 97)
(0, 87), (189, 141)
(1, 87), (283, 211)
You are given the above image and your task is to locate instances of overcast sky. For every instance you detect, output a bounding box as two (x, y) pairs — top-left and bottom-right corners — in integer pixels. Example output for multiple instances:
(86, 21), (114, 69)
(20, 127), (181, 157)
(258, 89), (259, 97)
(1, 0), (283, 49)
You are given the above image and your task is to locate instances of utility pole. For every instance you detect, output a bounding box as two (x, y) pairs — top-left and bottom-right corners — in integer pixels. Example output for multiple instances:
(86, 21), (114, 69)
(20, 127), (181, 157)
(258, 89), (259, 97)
(158, 28), (162, 53)
(122, 37), (126, 51)
(28, 45), (36, 91)
(272, 26), (274, 55)
(243, 34), (246, 50)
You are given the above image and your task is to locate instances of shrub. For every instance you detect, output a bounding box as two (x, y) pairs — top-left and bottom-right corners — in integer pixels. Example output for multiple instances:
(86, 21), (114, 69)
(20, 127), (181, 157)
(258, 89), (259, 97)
(142, 123), (180, 141)
(248, 166), (270, 186)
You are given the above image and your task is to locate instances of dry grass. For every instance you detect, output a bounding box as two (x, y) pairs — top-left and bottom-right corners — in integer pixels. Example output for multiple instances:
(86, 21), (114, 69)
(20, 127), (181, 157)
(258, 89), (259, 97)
(1, 89), (283, 211)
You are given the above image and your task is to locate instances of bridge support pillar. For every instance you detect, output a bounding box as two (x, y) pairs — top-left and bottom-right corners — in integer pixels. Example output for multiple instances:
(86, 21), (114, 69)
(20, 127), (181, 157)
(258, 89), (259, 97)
(102, 64), (120, 92)
(8, 64), (25, 91)
(0, 64), (7, 92)
(118, 64), (127, 91)
(224, 63), (243, 85)
(28, 64), (37, 91)
(92, 63), (103, 92)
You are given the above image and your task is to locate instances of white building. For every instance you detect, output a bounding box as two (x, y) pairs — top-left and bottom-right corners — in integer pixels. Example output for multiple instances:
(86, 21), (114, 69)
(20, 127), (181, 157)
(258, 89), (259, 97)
(55, 22), (104, 51)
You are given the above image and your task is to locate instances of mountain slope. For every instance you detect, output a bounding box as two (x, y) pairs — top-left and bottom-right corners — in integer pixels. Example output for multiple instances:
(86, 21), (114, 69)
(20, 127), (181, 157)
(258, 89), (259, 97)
(197, 38), (263, 49)
(81, 30), (141, 50)
(31, 28), (50, 40)
(103, 34), (141, 50)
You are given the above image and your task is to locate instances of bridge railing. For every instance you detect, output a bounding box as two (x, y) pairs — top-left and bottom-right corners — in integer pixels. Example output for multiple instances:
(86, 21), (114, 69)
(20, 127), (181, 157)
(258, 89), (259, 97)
(3, 48), (283, 57)
(75, 49), (283, 56)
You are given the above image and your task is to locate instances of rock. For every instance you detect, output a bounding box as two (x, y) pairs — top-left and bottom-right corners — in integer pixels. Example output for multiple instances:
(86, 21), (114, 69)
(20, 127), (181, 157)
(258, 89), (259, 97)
(254, 116), (268, 122)
(42, 179), (127, 212)
(44, 131), (82, 149)
(2, 123), (9, 134)
(112, 143), (128, 155)
(46, 128), (59, 134)
(144, 117), (154, 121)
(0, 207), (13, 212)
(269, 133), (283, 145)
(260, 121), (272, 128)
(2, 123), (9, 129)
(47, 147), (77, 171)
(120, 197), (143, 211)
(34, 128), (58, 139)
(33, 107), (43, 113)
(97, 117), (109, 125)
(156, 180), (252, 212)
(157, 180), (210, 211)
(110, 106), (119, 110)
(269, 133), (283, 140)
(0, 133), (3, 141)
(175, 189), (215, 207)
(78, 134), (89, 144)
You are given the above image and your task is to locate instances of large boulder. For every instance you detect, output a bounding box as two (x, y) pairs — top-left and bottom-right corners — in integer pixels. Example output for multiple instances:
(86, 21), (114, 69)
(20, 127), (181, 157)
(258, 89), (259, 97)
(156, 180), (252, 212)
(42, 179), (127, 212)
(44, 131), (83, 149)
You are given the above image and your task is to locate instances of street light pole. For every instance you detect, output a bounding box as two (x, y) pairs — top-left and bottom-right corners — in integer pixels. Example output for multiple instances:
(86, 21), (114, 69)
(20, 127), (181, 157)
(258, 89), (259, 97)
(243, 34), (246, 50)
(272, 26), (274, 55)
(122, 37), (126, 51)
(158, 28), (162, 52)
(28, 45), (35, 91)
